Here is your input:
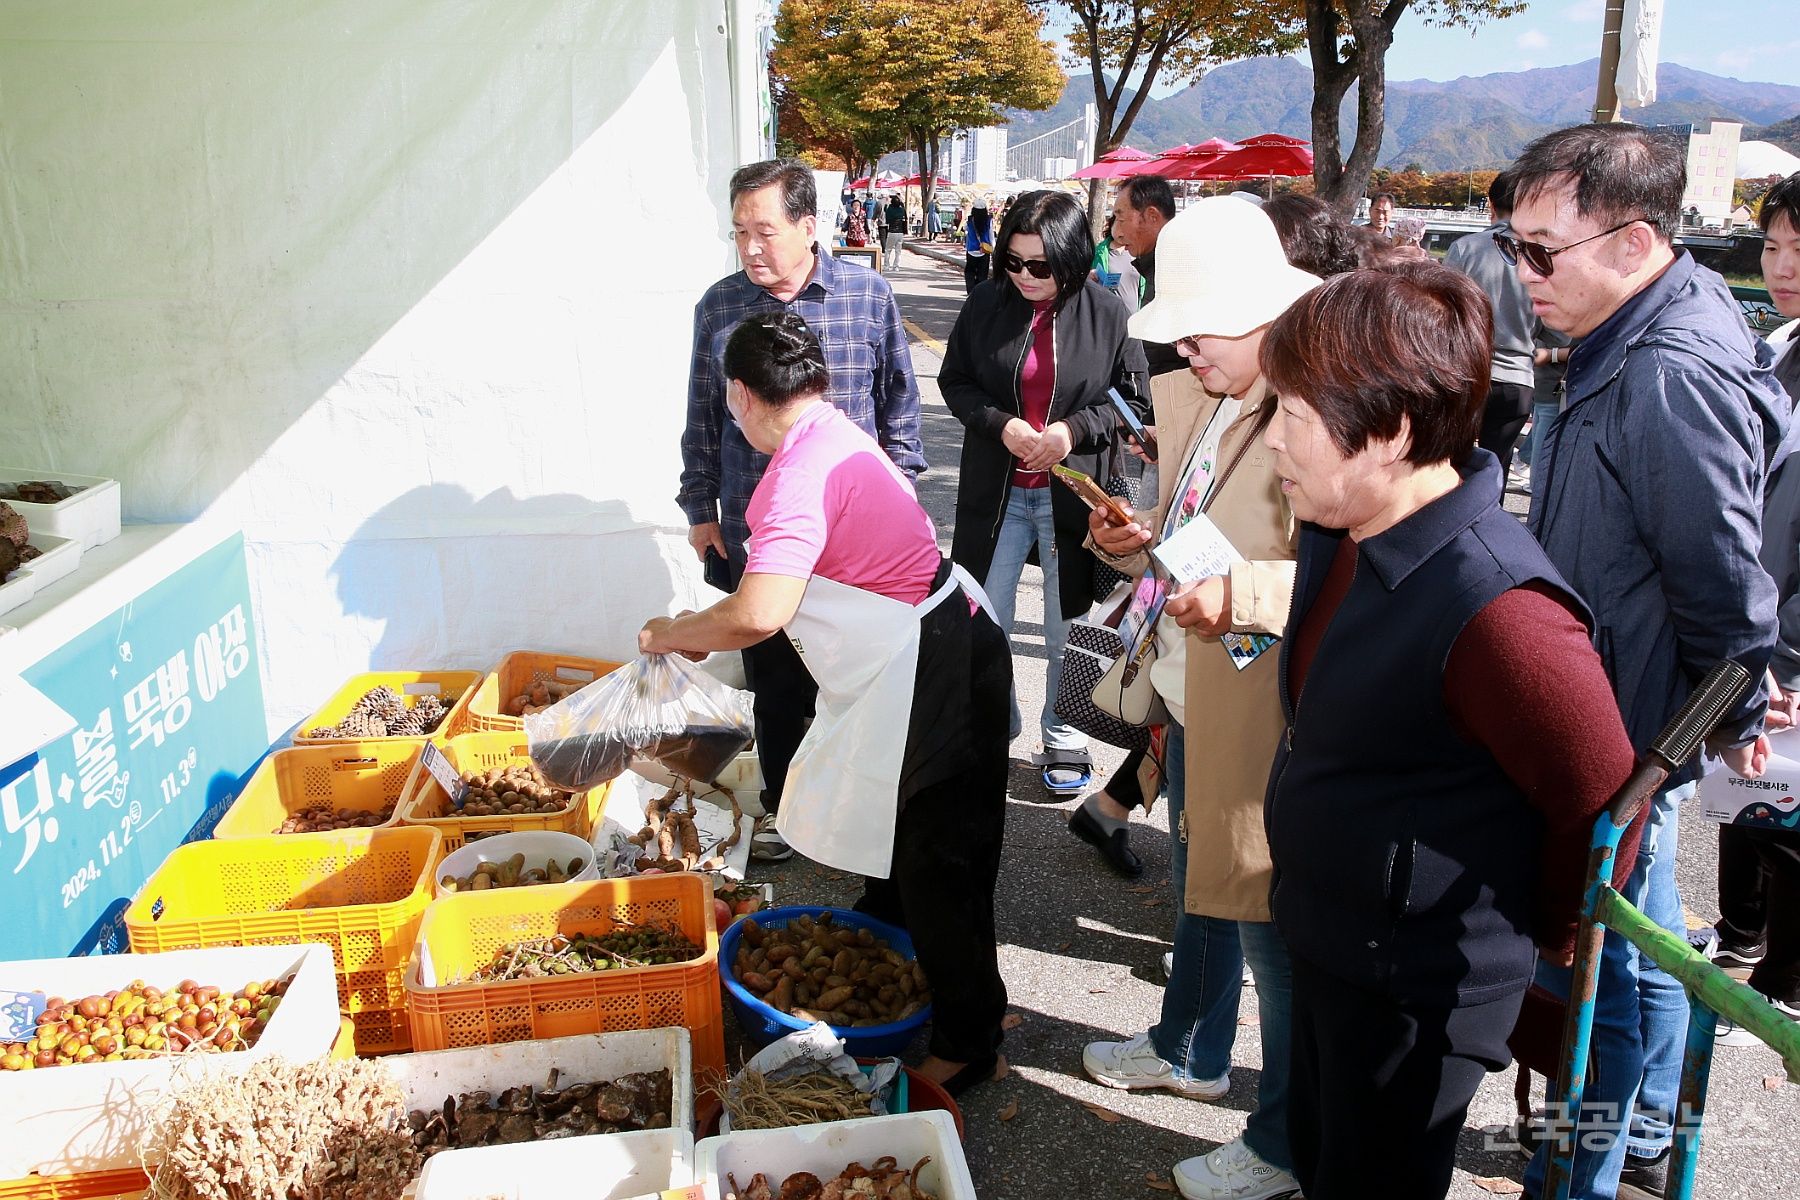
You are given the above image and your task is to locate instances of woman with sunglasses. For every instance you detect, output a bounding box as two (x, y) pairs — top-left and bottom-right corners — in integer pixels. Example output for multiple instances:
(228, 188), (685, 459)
(942, 189), (1136, 795)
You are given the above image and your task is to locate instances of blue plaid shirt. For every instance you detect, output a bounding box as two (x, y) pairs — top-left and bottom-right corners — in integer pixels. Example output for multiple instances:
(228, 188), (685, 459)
(679, 249), (925, 552)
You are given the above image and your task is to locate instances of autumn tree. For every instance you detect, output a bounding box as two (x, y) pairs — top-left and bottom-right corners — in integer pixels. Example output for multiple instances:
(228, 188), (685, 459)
(1041, 0), (1306, 223)
(772, 73), (899, 180)
(773, 0), (1063, 216)
(1304, 0), (1525, 216)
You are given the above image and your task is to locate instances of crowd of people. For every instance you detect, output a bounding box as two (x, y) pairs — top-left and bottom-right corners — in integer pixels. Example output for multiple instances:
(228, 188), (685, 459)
(671, 130), (1800, 1200)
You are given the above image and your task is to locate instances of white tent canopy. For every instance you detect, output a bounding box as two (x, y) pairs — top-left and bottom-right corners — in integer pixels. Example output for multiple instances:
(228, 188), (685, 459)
(1738, 140), (1800, 180)
(3, 2), (761, 731)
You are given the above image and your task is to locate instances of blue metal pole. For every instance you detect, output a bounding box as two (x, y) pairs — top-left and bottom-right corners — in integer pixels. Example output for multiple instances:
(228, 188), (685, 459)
(1664, 1001), (1717, 1199)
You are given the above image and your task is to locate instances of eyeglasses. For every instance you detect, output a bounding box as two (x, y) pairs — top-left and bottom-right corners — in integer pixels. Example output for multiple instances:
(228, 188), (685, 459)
(1003, 253), (1054, 280)
(1493, 220), (1637, 277)
(1174, 336), (1204, 356)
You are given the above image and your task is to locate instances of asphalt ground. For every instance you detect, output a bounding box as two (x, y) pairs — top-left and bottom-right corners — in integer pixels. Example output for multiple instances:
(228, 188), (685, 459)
(744, 243), (1799, 1200)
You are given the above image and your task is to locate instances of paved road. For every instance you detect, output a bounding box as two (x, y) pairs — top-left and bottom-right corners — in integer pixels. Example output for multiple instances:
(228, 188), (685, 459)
(751, 243), (1798, 1200)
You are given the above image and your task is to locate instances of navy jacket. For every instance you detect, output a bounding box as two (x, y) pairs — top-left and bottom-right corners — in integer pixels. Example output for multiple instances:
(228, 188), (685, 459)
(1268, 452), (1586, 1007)
(1529, 251), (1786, 776)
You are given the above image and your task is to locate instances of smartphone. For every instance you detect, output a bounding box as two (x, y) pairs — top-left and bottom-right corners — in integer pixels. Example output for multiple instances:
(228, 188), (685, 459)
(1051, 464), (1134, 526)
(1108, 388), (1158, 463)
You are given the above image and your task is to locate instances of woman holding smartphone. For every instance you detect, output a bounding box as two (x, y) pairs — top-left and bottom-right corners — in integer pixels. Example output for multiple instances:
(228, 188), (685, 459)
(942, 189), (1136, 796)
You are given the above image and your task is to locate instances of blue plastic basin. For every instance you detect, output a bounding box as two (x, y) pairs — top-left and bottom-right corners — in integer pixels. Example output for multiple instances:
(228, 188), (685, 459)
(718, 905), (932, 1057)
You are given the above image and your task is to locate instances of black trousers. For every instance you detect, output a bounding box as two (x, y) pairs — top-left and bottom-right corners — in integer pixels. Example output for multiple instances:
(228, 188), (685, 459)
(855, 603), (1011, 1065)
(1288, 954), (1522, 1200)
(725, 552), (816, 814)
(1716, 822), (1800, 1003)
(964, 254), (989, 295)
(1102, 748), (1148, 809)
(1478, 380), (1535, 475)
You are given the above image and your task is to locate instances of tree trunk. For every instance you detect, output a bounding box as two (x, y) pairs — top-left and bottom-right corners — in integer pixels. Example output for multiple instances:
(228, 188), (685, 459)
(1306, 0), (1407, 216)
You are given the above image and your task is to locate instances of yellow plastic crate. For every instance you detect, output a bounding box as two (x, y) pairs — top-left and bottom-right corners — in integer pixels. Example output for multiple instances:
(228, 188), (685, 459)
(462, 650), (624, 734)
(212, 741), (420, 838)
(396, 731), (610, 854)
(293, 670), (480, 745)
(0, 1169), (147, 1200)
(123, 827), (443, 1054)
(404, 873), (722, 1073)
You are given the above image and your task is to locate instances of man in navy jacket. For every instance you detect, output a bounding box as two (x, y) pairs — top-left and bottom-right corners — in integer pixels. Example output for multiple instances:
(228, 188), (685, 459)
(1507, 123), (1788, 1200)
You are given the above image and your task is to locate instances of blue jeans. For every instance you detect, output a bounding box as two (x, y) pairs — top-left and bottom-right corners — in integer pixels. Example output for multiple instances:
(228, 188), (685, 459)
(1525, 780), (1692, 1199)
(1523, 397), (1560, 475)
(982, 486), (1083, 752)
(1150, 726), (1296, 1172)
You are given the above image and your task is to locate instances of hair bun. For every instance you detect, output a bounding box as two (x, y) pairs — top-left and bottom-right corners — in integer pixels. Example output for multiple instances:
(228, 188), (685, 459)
(770, 318), (816, 366)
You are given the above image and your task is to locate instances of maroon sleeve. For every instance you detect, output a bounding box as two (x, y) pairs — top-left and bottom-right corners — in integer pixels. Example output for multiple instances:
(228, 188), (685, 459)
(1443, 583), (1645, 963)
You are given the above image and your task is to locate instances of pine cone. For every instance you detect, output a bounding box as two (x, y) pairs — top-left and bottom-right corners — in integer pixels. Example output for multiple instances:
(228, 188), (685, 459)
(0, 502), (27, 549)
(362, 686), (408, 722)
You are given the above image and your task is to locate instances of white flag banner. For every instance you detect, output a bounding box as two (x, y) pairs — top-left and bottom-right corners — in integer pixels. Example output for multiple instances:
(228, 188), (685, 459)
(1616, 0), (1665, 109)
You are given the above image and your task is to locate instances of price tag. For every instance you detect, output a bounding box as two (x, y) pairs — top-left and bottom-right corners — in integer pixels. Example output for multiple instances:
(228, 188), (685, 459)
(420, 742), (467, 809)
(1152, 511), (1242, 584)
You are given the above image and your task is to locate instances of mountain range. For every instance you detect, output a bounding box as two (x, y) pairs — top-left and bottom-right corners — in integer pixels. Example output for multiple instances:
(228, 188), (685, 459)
(999, 57), (1800, 173)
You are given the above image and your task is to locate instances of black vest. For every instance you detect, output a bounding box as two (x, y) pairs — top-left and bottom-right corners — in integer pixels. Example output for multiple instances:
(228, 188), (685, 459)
(1265, 452), (1589, 1007)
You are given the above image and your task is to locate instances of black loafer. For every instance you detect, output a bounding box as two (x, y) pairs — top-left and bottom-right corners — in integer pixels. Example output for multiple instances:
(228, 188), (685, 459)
(1068, 804), (1143, 878)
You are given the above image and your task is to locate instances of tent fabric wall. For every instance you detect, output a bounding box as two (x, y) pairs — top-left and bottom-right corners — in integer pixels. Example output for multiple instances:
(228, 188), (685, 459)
(1, 1), (752, 732)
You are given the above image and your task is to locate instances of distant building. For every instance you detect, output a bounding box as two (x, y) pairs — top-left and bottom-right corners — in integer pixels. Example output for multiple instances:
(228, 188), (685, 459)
(948, 127), (1009, 186)
(1651, 120), (1742, 225)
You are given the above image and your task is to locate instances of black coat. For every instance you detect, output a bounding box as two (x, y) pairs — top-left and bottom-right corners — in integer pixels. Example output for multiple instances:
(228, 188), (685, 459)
(941, 278), (1135, 616)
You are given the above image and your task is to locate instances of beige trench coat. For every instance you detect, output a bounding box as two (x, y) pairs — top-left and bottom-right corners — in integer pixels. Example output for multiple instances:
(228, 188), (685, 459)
(1094, 369), (1296, 922)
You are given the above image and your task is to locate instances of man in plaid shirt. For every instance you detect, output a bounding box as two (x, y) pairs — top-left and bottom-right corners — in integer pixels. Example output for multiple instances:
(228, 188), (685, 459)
(679, 158), (925, 860)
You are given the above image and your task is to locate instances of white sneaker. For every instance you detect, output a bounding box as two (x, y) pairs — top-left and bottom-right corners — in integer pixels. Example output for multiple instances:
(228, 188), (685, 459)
(1173, 1137), (1301, 1200)
(748, 814), (793, 862)
(1082, 1031), (1229, 1098)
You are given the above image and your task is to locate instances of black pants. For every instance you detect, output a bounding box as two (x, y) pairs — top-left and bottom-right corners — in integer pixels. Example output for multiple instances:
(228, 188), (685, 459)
(855, 604), (1011, 1065)
(1288, 954), (1521, 1199)
(1101, 748), (1148, 809)
(726, 552), (816, 814)
(1478, 380), (1534, 476)
(964, 254), (989, 295)
(1716, 823), (1800, 1003)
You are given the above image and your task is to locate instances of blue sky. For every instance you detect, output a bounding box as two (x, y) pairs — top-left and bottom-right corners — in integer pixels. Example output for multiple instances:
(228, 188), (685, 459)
(1047, 1), (1800, 93)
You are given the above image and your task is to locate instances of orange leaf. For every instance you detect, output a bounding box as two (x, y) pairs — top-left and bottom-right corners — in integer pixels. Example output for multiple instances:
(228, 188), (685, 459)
(1471, 1177), (1524, 1195)
(1082, 1102), (1124, 1123)
(1140, 896), (1167, 907)
(1145, 1173), (1176, 1192)
(1002, 1012), (1024, 1030)
(997, 1098), (1019, 1121)
(1125, 884), (1156, 894)
(1764, 1075), (1786, 1091)
(1056, 941), (1074, 952)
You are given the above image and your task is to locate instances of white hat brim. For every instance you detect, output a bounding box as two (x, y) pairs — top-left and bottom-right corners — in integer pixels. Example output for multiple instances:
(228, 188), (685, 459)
(1129, 264), (1321, 345)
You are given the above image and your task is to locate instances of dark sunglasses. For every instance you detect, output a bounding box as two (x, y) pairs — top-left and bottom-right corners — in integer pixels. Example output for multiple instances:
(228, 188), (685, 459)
(1492, 220), (1636, 277)
(1003, 252), (1055, 280)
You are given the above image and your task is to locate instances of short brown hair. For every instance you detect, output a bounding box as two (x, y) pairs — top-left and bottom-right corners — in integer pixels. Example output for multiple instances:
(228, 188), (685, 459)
(1262, 263), (1492, 466)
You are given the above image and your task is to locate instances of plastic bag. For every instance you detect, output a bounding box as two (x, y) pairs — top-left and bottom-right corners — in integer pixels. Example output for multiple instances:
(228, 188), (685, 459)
(718, 1022), (903, 1134)
(524, 653), (755, 790)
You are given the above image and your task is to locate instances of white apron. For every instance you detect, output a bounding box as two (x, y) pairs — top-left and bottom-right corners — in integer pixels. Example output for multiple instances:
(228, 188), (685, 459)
(775, 564), (993, 878)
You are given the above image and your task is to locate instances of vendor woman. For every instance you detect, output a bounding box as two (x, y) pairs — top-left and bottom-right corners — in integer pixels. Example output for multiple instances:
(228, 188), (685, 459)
(639, 311), (1012, 1094)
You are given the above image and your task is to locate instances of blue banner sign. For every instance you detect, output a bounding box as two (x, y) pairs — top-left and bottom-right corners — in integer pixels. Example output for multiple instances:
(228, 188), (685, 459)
(5, 533), (268, 958)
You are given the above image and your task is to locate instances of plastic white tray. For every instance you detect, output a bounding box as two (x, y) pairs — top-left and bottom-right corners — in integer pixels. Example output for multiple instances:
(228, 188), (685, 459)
(19, 532), (82, 590)
(0, 469), (122, 551)
(0, 942), (342, 1177)
(378, 1027), (695, 1135)
(414, 1128), (693, 1200)
(434, 829), (601, 900)
(692, 1111), (976, 1200)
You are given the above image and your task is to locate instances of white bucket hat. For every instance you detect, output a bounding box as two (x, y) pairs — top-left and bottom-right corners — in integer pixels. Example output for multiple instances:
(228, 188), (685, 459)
(1128, 196), (1321, 344)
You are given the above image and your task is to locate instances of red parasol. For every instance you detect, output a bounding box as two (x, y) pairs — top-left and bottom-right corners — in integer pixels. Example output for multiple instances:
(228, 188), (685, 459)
(1234, 132), (1310, 148)
(1195, 142), (1314, 181)
(1068, 145), (1156, 180)
(1159, 139), (1245, 180)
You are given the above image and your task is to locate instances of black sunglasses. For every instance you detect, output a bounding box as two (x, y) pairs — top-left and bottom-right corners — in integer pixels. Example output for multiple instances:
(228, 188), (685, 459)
(1492, 220), (1636, 277)
(1002, 252), (1055, 280)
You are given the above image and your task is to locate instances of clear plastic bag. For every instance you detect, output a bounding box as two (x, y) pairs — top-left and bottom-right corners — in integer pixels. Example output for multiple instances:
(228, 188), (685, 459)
(524, 653), (755, 790)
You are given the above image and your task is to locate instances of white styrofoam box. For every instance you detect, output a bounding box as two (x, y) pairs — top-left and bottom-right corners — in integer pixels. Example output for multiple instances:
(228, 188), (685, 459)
(0, 469), (123, 551)
(634, 747), (764, 803)
(434, 829), (601, 899)
(693, 1111), (975, 1200)
(0, 562), (40, 619)
(378, 1027), (694, 1135)
(18, 532), (82, 590)
(414, 1128), (694, 1200)
(0, 942), (341, 1177)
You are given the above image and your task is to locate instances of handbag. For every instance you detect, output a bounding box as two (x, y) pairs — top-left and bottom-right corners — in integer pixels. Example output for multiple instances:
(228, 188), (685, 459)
(1053, 585), (1152, 752)
(1092, 435), (1146, 599)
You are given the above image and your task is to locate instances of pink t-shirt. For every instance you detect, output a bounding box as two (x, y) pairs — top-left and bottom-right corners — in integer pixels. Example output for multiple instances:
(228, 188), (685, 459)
(744, 402), (942, 605)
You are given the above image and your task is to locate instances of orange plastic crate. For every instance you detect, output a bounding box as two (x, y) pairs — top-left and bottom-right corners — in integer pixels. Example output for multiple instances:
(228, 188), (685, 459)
(123, 826), (443, 1054)
(396, 731), (610, 853)
(0, 1169), (147, 1200)
(212, 741), (420, 838)
(463, 650), (624, 734)
(404, 874), (723, 1073)
(293, 670), (480, 745)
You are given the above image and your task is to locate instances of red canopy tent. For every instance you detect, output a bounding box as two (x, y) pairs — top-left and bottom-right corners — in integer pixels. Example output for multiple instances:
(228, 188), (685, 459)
(896, 173), (953, 188)
(1235, 132), (1310, 148)
(1116, 144), (1191, 176)
(1159, 138), (1245, 180)
(1068, 145), (1155, 181)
